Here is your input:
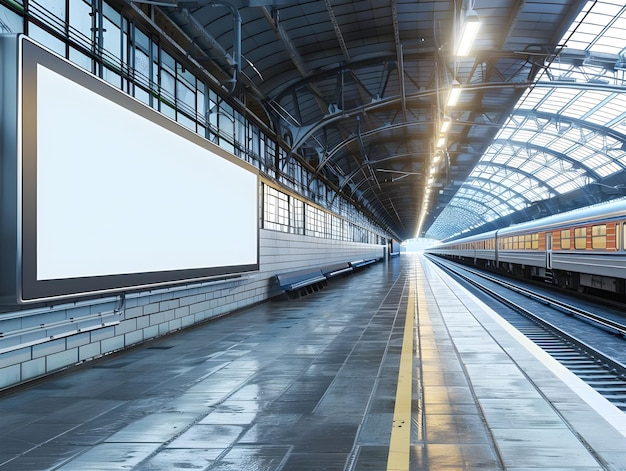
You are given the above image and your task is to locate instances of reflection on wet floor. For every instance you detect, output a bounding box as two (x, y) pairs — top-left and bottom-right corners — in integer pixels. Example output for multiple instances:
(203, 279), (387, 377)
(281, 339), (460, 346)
(0, 256), (410, 471)
(3, 253), (624, 470)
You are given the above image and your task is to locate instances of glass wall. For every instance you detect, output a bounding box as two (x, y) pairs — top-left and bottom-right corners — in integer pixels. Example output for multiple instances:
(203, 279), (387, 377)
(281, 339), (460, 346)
(263, 183), (385, 244)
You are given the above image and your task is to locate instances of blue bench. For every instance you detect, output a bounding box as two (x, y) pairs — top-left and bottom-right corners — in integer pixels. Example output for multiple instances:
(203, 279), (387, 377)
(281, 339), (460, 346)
(350, 258), (378, 269)
(276, 259), (379, 299)
(275, 267), (327, 298)
(321, 262), (353, 278)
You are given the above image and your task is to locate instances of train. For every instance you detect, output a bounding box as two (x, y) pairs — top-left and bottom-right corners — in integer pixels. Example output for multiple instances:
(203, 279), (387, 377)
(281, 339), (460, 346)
(425, 197), (626, 297)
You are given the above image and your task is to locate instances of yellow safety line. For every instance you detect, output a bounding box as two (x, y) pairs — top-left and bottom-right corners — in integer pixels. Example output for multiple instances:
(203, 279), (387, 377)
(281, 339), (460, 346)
(386, 278), (415, 471)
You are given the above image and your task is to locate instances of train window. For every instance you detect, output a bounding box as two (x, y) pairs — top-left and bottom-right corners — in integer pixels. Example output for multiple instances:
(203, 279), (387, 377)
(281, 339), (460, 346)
(525, 234), (532, 249)
(574, 227), (586, 250)
(512, 236), (518, 250)
(616, 223), (621, 251)
(531, 233), (539, 250)
(591, 224), (606, 249)
(560, 229), (570, 249)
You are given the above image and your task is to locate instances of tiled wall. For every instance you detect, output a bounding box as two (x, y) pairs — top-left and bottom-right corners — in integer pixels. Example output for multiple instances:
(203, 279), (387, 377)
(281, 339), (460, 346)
(0, 229), (385, 390)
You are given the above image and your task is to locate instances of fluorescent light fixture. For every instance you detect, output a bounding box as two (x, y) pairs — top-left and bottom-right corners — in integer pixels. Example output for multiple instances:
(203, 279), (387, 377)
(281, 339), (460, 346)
(433, 151), (442, 163)
(456, 10), (481, 56)
(440, 117), (451, 134)
(446, 80), (462, 107)
(436, 135), (446, 148)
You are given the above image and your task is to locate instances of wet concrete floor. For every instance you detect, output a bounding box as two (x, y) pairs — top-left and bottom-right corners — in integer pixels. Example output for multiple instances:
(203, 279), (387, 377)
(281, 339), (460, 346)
(0, 255), (415, 470)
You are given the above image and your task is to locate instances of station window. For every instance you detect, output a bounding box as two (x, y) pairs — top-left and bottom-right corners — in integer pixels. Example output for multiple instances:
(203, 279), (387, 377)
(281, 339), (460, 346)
(591, 224), (606, 249)
(560, 229), (570, 250)
(331, 215), (342, 240)
(263, 185), (290, 232)
(290, 197), (304, 235)
(574, 227), (587, 250)
(306, 205), (327, 238)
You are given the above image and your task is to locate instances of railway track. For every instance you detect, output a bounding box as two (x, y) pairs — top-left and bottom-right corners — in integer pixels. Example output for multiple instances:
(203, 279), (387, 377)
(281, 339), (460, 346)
(426, 255), (626, 412)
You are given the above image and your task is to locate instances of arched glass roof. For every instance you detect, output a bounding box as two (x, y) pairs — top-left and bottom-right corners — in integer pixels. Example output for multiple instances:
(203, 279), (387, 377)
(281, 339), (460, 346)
(428, 0), (626, 241)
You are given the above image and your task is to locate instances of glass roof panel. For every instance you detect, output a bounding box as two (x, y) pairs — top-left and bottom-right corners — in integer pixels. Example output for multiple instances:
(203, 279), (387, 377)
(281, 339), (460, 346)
(535, 89), (579, 114)
(569, 145), (594, 160)
(564, 91), (612, 119)
(529, 131), (555, 147)
(508, 155), (529, 168)
(554, 180), (582, 193)
(511, 129), (536, 142)
(534, 166), (558, 180)
(594, 164), (620, 177)
(585, 95), (626, 125)
(518, 87), (549, 109)
(563, 1), (626, 53)
(546, 141), (569, 153)
(522, 159), (547, 174)
(497, 127), (515, 139)
(558, 126), (583, 142)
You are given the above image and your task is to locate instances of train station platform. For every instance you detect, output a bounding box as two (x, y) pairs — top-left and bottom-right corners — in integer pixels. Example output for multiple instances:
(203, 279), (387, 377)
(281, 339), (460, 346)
(1, 254), (626, 470)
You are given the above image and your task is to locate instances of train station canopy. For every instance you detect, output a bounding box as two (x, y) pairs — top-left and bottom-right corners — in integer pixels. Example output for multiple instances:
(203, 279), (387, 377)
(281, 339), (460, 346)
(428, 0), (626, 241)
(144, 0), (626, 241)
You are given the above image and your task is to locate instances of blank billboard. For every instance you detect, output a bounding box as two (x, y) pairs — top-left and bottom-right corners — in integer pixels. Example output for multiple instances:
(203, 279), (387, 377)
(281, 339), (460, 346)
(1, 36), (259, 303)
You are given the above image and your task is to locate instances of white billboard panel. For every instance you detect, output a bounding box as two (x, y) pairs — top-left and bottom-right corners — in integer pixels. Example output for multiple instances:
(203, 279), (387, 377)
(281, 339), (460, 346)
(1, 36), (259, 303)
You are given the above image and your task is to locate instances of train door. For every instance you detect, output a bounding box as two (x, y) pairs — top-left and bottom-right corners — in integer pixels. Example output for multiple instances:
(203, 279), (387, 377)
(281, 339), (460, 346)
(545, 232), (553, 269)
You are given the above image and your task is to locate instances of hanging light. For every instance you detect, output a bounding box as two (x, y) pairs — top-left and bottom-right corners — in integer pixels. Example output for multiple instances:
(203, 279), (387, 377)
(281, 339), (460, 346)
(439, 117), (451, 134)
(446, 80), (462, 107)
(456, 10), (481, 56)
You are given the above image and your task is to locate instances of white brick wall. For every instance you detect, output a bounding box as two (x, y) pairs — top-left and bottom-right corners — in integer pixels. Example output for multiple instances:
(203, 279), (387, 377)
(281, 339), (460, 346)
(0, 228), (385, 391)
